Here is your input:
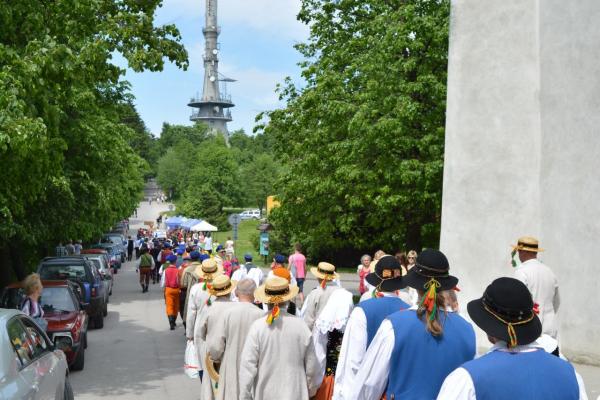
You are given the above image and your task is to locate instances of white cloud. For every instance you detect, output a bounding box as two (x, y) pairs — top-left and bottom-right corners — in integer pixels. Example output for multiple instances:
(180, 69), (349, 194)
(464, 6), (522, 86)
(158, 0), (309, 41)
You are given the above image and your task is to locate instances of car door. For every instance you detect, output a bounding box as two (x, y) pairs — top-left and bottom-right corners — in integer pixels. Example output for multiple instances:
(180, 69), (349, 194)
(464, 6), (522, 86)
(19, 317), (64, 400)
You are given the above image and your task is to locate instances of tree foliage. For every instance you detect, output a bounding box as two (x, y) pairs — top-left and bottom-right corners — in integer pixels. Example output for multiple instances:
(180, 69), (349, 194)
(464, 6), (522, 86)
(0, 0), (187, 281)
(261, 0), (450, 262)
(154, 126), (279, 225)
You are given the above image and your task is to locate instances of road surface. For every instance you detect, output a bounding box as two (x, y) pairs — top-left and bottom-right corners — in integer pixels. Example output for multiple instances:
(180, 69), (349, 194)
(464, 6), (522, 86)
(70, 199), (599, 399)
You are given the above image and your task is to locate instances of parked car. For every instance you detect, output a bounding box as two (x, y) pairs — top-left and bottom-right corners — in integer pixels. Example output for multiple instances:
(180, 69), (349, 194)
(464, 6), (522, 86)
(37, 257), (106, 329)
(1, 280), (89, 371)
(0, 308), (73, 399)
(100, 234), (126, 263)
(89, 243), (122, 273)
(239, 209), (261, 220)
(81, 253), (113, 296)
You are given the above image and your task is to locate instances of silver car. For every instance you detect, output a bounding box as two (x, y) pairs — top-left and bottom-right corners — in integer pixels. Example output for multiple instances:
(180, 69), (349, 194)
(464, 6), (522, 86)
(0, 309), (73, 399)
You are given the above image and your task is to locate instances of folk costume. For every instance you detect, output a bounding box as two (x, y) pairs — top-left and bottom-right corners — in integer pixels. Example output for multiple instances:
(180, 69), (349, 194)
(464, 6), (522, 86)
(239, 277), (321, 400)
(199, 275), (236, 400)
(437, 277), (585, 400)
(348, 249), (476, 400)
(138, 248), (155, 292)
(512, 237), (561, 338)
(300, 262), (341, 332)
(180, 251), (204, 322)
(206, 291), (265, 400)
(244, 253), (263, 287)
(311, 274), (354, 400)
(185, 258), (222, 379)
(334, 256), (409, 400)
(162, 254), (180, 330)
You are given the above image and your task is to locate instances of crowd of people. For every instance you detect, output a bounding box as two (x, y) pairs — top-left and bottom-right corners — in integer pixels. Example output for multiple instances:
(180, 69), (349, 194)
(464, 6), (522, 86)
(141, 235), (586, 400)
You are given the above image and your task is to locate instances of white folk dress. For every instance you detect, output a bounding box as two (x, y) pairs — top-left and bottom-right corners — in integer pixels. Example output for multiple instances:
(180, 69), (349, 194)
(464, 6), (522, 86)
(185, 282), (211, 372)
(301, 285), (341, 332)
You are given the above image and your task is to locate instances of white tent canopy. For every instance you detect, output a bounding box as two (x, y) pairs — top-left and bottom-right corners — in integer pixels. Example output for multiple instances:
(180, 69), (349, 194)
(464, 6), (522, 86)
(190, 220), (218, 232)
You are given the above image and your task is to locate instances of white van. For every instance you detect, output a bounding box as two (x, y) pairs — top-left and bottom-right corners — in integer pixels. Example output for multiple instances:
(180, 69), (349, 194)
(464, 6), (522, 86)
(239, 209), (261, 220)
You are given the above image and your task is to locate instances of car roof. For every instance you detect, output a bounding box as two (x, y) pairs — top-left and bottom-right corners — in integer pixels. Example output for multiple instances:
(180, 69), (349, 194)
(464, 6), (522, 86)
(81, 249), (107, 254)
(4, 280), (71, 289)
(0, 308), (24, 323)
(41, 257), (87, 264)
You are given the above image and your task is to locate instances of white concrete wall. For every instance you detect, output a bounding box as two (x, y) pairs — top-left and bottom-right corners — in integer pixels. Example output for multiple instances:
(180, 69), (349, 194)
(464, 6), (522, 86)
(441, 0), (600, 364)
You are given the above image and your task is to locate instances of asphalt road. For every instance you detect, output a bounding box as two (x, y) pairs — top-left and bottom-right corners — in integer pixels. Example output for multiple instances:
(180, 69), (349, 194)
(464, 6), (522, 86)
(70, 200), (200, 399)
(70, 199), (599, 399)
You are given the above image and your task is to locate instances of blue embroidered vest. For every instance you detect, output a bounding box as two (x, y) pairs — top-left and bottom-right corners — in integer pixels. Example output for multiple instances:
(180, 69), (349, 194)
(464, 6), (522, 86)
(358, 296), (409, 346)
(387, 310), (475, 399)
(462, 349), (579, 400)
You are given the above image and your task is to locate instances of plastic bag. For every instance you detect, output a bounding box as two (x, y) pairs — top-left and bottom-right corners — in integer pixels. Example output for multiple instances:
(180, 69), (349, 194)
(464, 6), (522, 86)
(184, 340), (200, 379)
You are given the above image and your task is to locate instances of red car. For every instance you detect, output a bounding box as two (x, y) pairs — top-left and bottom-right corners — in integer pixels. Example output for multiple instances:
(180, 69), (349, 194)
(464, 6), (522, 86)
(0, 280), (89, 371)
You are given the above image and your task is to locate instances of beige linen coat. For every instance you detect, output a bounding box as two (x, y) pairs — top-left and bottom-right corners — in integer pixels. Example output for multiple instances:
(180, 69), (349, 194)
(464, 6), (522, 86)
(239, 311), (322, 400)
(185, 282), (210, 369)
(199, 299), (235, 400)
(301, 285), (341, 331)
(206, 302), (265, 400)
(181, 261), (200, 321)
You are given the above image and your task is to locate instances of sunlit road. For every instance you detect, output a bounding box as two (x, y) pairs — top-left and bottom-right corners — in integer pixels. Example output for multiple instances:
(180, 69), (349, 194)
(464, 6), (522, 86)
(70, 200), (200, 399)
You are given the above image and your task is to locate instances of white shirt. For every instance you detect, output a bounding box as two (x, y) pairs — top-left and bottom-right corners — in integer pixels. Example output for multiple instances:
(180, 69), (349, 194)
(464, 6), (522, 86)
(204, 237), (212, 251)
(437, 341), (588, 400)
(246, 265), (264, 288)
(333, 291), (399, 400)
(346, 307), (467, 400)
(514, 258), (560, 338)
(229, 266), (247, 301)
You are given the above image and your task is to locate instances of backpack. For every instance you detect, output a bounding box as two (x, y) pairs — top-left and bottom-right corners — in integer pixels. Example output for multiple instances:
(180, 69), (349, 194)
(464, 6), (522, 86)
(160, 249), (172, 264)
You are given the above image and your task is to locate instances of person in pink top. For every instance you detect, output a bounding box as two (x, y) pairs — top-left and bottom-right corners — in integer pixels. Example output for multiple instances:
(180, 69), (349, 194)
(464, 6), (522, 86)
(288, 243), (307, 302)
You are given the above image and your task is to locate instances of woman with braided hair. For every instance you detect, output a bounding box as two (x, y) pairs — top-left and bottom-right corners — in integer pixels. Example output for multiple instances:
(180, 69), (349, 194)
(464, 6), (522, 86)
(347, 249), (476, 400)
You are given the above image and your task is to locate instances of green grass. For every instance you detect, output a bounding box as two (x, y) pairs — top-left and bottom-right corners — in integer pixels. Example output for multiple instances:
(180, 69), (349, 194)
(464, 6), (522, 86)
(212, 219), (267, 266)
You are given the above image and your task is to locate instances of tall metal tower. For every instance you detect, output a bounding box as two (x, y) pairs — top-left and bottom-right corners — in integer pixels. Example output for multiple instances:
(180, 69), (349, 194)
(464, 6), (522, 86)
(188, 0), (235, 139)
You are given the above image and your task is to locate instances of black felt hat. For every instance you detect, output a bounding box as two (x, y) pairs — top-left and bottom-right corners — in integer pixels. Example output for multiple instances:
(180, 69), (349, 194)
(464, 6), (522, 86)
(365, 255), (406, 292)
(467, 277), (541, 347)
(403, 249), (458, 291)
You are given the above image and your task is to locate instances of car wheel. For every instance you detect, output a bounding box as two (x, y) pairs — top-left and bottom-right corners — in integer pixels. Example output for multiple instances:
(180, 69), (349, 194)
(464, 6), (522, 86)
(63, 375), (74, 400)
(71, 346), (85, 371)
(109, 286), (113, 296)
(113, 268), (118, 275)
(103, 301), (108, 317)
(84, 333), (88, 349)
(94, 314), (104, 329)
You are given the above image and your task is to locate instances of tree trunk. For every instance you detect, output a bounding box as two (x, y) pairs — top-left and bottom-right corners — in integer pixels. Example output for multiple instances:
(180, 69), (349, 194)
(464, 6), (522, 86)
(0, 244), (13, 287)
(9, 241), (28, 281)
(406, 222), (422, 252)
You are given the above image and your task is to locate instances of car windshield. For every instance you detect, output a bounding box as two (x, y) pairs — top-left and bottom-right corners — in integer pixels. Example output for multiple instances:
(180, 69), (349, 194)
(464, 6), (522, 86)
(40, 287), (76, 312)
(39, 264), (87, 282)
(0, 287), (25, 309)
(89, 258), (104, 272)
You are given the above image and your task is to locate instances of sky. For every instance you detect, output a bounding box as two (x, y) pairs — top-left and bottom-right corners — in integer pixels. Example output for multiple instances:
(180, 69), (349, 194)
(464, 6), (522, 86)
(123, 0), (309, 137)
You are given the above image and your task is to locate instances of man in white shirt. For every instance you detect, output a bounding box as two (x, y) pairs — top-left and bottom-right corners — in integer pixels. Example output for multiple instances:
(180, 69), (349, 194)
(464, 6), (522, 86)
(437, 277), (586, 400)
(512, 236), (560, 338)
(333, 255), (409, 400)
(244, 253), (263, 288)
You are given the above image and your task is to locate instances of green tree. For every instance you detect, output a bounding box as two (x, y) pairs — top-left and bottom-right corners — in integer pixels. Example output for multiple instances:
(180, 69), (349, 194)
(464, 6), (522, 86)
(240, 154), (280, 212)
(262, 0), (450, 260)
(0, 0), (187, 282)
(177, 187), (228, 229)
(159, 122), (210, 149)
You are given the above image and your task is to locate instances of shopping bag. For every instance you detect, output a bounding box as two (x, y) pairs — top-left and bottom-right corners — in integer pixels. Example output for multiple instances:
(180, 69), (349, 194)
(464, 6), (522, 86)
(184, 340), (200, 378)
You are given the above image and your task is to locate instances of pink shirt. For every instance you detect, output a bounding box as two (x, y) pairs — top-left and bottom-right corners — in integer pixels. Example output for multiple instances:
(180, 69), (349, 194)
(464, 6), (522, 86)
(288, 252), (306, 279)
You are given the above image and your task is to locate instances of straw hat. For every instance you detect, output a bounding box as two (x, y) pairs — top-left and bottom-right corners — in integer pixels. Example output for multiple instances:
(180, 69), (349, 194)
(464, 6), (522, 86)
(255, 276), (299, 304)
(310, 262), (339, 281)
(512, 236), (544, 252)
(195, 258), (222, 279)
(205, 354), (220, 382)
(208, 275), (236, 297)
